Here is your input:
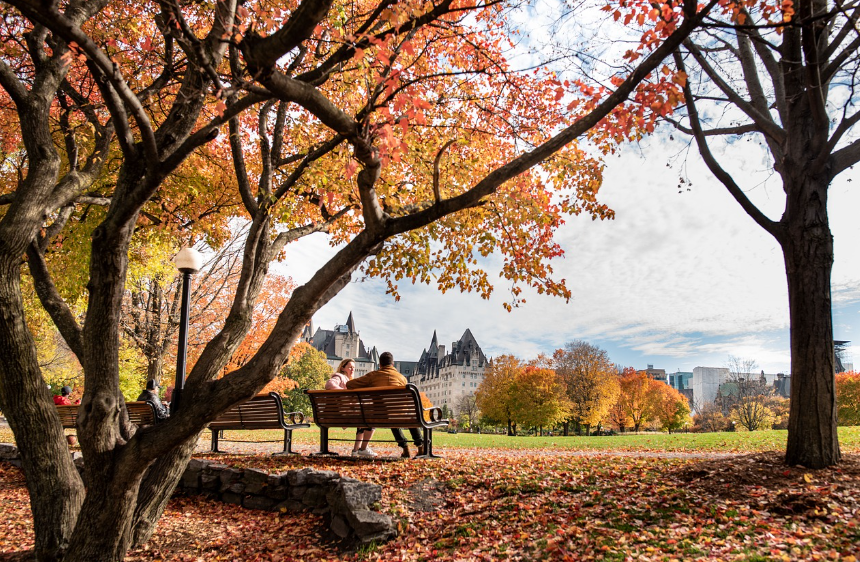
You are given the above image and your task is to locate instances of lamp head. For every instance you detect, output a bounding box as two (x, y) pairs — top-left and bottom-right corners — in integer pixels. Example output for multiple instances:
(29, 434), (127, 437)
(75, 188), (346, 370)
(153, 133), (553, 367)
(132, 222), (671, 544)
(174, 247), (203, 273)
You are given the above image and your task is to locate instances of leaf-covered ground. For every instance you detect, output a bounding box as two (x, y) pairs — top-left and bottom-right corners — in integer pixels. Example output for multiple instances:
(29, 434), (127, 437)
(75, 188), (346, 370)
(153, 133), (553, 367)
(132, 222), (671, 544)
(2, 445), (860, 561)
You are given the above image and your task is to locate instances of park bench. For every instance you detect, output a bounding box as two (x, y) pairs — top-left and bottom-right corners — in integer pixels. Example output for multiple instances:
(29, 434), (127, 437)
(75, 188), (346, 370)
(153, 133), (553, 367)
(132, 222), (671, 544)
(208, 392), (309, 455)
(55, 401), (160, 429)
(305, 384), (449, 458)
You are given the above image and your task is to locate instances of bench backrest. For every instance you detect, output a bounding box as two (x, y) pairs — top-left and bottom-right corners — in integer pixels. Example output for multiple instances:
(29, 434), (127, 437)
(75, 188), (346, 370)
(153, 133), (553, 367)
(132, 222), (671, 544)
(55, 401), (158, 428)
(209, 392), (286, 430)
(56, 405), (79, 428)
(306, 384), (443, 429)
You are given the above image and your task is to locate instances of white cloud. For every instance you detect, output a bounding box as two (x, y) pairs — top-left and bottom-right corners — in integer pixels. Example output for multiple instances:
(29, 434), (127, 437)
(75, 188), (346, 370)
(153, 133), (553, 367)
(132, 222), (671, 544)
(275, 133), (860, 375)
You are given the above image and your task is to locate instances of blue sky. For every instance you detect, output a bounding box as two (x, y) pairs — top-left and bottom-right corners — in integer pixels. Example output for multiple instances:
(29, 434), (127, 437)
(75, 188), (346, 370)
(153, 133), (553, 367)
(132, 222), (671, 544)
(279, 134), (860, 376)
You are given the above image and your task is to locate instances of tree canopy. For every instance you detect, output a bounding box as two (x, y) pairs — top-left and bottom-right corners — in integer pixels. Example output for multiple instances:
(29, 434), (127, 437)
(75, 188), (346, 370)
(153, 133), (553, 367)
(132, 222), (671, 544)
(0, 0), (711, 559)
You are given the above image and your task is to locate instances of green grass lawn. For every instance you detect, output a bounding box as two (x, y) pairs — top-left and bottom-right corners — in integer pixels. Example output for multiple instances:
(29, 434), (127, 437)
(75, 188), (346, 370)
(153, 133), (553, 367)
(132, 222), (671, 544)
(2, 425), (860, 453)
(300, 425), (860, 452)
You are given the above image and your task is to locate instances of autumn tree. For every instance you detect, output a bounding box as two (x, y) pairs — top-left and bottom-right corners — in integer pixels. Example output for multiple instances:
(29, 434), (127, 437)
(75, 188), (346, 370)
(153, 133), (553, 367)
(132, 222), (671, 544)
(651, 383), (691, 432)
(0, 0), (712, 559)
(511, 365), (570, 434)
(666, 0), (860, 467)
(553, 341), (619, 436)
(456, 392), (480, 431)
(693, 400), (729, 432)
(122, 230), (294, 388)
(606, 400), (631, 432)
(279, 342), (330, 414)
(476, 355), (522, 436)
(836, 371), (860, 426)
(617, 368), (661, 432)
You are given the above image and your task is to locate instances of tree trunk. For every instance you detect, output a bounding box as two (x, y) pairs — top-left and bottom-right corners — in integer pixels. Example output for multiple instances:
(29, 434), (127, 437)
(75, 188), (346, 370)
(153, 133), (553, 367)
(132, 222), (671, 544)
(0, 265), (85, 561)
(131, 436), (199, 546)
(783, 176), (840, 468)
(64, 454), (146, 561)
(562, 421), (569, 436)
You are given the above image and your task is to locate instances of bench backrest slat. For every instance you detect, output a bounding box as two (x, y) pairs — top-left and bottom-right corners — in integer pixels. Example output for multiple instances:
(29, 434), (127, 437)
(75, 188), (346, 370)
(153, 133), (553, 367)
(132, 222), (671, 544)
(306, 384), (446, 429)
(56, 401), (157, 428)
(209, 392), (287, 430)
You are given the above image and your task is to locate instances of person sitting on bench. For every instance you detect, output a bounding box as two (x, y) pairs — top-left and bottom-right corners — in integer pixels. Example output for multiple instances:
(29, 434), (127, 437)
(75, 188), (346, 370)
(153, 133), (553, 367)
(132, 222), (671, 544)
(346, 351), (425, 458)
(326, 358), (377, 458)
(136, 380), (170, 421)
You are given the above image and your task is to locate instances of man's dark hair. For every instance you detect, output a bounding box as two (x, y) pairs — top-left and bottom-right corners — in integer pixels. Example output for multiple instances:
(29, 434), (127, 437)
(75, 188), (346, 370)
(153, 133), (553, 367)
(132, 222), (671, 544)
(146, 379), (158, 391)
(61, 386), (72, 396)
(380, 352), (394, 366)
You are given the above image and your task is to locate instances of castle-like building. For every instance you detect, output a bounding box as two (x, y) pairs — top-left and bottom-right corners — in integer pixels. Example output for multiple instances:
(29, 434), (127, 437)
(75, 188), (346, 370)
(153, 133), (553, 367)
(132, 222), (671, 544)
(301, 312), (379, 377)
(302, 312), (488, 414)
(410, 329), (489, 413)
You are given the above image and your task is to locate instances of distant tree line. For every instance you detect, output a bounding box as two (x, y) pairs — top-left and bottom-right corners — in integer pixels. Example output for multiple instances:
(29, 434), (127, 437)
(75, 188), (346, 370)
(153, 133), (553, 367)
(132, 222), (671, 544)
(473, 341), (691, 436)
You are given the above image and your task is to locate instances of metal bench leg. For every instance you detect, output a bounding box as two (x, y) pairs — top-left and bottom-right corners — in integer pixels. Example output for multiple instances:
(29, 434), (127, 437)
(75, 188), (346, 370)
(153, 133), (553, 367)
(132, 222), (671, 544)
(273, 429), (301, 456)
(417, 429), (441, 459)
(211, 430), (219, 453)
(311, 427), (338, 457)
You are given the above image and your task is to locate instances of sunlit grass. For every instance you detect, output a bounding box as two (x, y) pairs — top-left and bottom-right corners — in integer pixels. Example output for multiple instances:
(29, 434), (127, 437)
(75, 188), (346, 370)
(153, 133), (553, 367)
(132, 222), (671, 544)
(3, 424), (859, 453)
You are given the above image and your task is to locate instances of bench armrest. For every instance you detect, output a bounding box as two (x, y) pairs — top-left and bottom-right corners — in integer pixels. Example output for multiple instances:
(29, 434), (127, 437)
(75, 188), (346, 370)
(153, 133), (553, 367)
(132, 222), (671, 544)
(424, 407), (445, 423)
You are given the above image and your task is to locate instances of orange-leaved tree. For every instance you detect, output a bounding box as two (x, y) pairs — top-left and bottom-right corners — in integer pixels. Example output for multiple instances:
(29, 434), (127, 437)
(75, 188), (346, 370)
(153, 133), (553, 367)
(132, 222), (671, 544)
(836, 372), (860, 426)
(512, 365), (571, 434)
(476, 354), (523, 436)
(0, 0), (714, 558)
(553, 341), (619, 436)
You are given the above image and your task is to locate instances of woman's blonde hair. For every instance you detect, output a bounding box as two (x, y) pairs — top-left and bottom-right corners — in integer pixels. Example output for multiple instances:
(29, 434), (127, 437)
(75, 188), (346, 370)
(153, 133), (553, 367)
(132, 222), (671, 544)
(336, 358), (355, 374)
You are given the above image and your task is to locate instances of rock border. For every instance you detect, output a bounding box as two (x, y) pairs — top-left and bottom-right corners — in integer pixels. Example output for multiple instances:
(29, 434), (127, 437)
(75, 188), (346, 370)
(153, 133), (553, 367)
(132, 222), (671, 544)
(0, 443), (396, 544)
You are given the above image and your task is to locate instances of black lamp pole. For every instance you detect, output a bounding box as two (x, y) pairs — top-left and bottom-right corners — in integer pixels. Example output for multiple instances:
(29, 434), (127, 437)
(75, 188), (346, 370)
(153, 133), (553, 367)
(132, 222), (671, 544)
(171, 268), (193, 414)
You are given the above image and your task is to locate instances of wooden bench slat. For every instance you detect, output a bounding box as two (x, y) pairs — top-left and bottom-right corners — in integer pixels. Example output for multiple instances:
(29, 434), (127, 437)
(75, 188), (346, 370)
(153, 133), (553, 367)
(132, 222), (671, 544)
(208, 392), (309, 455)
(55, 401), (159, 429)
(305, 384), (448, 458)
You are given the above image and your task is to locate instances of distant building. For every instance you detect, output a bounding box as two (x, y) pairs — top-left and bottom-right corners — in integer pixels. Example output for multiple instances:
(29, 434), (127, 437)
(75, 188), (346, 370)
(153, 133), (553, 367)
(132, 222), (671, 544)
(668, 371), (693, 391)
(691, 366), (790, 408)
(301, 312), (378, 376)
(836, 341), (852, 373)
(412, 329), (489, 415)
(642, 364), (667, 384)
(691, 367), (730, 407)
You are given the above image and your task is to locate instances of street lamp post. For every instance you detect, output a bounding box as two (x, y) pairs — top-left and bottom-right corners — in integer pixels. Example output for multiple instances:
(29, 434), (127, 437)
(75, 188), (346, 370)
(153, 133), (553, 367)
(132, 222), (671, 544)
(171, 247), (203, 414)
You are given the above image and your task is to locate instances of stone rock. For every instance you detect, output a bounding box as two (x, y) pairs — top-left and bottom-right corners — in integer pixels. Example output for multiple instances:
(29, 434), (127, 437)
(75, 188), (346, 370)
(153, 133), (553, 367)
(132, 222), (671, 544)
(243, 495), (277, 511)
(219, 467), (244, 492)
(306, 469), (340, 486)
(273, 499), (306, 512)
(243, 468), (270, 495)
(289, 485), (307, 500)
(0, 443), (19, 460)
(347, 510), (397, 543)
(180, 467), (201, 490)
(301, 486), (328, 507)
(186, 458), (210, 472)
(221, 492), (243, 505)
(268, 485), (290, 501)
(329, 515), (351, 539)
(287, 468), (310, 487)
(327, 480), (382, 513)
(201, 471), (221, 491)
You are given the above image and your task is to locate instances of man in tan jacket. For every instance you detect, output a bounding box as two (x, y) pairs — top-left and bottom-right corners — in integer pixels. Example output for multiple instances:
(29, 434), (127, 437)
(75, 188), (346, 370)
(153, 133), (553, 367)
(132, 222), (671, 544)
(346, 351), (425, 458)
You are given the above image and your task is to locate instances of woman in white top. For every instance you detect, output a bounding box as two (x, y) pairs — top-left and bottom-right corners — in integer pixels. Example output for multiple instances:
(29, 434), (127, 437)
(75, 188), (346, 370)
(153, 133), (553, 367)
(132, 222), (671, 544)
(325, 358), (376, 457)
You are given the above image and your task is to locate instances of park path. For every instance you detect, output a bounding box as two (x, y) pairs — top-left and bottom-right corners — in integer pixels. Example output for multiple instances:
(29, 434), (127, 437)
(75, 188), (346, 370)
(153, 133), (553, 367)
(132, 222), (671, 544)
(194, 437), (740, 460)
(0, 416), (739, 460)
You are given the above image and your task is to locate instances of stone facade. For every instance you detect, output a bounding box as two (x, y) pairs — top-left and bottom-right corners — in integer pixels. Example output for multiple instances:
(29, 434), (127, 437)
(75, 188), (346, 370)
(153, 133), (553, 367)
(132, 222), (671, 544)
(412, 329), (488, 416)
(302, 312), (379, 376)
(0, 444), (396, 545)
